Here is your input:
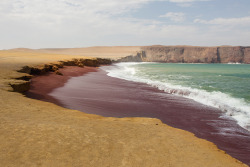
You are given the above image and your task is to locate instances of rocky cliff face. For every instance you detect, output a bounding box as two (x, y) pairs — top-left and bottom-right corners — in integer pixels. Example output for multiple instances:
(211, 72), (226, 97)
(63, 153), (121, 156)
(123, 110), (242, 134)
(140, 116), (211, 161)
(243, 47), (250, 63)
(116, 52), (146, 62)
(217, 46), (244, 63)
(117, 46), (250, 64)
(142, 46), (218, 63)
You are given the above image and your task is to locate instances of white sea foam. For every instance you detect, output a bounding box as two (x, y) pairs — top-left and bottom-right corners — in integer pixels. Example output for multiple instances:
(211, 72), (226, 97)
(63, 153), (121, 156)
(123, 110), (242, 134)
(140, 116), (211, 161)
(228, 62), (242, 64)
(102, 62), (250, 131)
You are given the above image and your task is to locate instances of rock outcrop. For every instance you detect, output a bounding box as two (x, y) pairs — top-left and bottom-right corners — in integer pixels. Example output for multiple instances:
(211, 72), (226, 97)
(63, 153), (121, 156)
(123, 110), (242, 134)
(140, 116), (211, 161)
(11, 58), (112, 93)
(116, 51), (146, 62)
(217, 47), (244, 63)
(117, 46), (250, 64)
(243, 47), (250, 63)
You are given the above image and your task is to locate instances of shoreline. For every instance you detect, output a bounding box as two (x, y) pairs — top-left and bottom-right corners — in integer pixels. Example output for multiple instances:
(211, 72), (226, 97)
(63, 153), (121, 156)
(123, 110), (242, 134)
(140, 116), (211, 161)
(27, 65), (250, 166)
(25, 66), (98, 106)
(1, 51), (248, 167)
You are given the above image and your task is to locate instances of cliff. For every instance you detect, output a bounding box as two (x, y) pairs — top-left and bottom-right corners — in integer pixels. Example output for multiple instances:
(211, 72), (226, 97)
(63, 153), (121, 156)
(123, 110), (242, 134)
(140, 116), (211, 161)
(117, 46), (250, 64)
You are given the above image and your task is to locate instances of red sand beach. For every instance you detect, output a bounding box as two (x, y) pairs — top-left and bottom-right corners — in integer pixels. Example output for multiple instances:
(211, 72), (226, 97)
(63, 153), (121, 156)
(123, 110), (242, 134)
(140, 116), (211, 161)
(26, 66), (97, 105)
(26, 66), (250, 166)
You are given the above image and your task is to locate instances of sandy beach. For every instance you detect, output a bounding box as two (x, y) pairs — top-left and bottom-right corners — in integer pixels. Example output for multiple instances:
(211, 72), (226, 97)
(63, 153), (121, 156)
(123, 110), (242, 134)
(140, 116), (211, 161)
(28, 65), (250, 165)
(0, 48), (248, 167)
(26, 66), (98, 105)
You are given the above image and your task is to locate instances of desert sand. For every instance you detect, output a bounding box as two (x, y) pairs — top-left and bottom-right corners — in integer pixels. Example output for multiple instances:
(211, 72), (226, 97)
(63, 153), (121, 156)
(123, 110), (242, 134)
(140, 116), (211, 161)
(9, 46), (141, 60)
(0, 48), (248, 167)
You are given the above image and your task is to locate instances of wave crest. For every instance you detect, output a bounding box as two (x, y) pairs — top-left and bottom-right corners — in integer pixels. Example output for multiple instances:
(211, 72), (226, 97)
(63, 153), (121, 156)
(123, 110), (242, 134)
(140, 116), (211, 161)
(102, 62), (250, 131)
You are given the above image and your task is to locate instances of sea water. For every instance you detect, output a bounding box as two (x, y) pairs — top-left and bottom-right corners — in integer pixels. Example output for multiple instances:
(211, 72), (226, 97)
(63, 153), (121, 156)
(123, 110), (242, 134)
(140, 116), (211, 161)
(102, 62), (250, 131)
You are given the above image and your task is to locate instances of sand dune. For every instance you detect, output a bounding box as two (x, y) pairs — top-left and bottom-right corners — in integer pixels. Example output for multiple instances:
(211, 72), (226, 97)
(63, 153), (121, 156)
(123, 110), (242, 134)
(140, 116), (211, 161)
(9, 46), (141, 60)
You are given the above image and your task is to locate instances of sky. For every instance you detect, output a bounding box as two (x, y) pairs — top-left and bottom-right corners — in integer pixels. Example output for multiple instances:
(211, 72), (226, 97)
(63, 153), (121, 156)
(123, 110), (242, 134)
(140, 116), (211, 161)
(0, 0), (250, 49)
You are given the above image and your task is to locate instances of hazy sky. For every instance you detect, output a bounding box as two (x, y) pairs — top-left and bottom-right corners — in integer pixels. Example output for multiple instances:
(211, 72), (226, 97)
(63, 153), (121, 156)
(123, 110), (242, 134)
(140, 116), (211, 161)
(0, 0), (250, 49)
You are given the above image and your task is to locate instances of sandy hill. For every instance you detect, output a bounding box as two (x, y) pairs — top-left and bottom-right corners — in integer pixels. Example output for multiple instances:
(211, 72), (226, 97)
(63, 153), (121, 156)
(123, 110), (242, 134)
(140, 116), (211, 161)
(8, 46), (142, 60)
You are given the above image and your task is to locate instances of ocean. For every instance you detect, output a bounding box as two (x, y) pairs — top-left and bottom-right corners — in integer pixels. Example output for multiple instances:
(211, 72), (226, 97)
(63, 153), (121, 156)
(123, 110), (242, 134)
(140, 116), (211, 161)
(103, 62), (250, 131)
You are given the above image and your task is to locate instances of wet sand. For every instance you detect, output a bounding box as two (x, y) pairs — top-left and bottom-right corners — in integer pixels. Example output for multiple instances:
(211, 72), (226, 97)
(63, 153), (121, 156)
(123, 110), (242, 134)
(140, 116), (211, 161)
(27, 66), (250, 166)
(26, 66), (98, 105)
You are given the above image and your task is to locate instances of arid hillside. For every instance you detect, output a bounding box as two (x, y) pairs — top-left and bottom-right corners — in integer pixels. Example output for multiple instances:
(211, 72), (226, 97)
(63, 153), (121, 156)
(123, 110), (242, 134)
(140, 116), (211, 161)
(9, 46), (141, 60)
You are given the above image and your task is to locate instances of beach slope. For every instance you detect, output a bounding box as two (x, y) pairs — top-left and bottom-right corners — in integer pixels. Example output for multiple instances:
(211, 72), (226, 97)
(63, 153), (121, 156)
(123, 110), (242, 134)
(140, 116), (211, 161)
(0, 49), (247, 167)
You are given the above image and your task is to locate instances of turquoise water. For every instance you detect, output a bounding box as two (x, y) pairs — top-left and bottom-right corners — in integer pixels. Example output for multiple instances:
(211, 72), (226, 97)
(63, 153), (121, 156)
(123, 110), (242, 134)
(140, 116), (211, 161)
(133, 63), (250, 103)
(103, 63), (250, 130)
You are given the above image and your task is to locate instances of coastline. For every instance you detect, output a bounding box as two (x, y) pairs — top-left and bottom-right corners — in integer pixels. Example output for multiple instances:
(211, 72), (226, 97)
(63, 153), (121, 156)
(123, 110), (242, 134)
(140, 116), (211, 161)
(26, 66), (98, 105)
(29, 65), (250, 166)
(0, 50), (248, 166)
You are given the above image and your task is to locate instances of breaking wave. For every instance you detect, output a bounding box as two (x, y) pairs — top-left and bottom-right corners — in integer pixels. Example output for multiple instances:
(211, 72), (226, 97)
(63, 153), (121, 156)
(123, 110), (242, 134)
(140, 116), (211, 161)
(102, 62), (250, 131)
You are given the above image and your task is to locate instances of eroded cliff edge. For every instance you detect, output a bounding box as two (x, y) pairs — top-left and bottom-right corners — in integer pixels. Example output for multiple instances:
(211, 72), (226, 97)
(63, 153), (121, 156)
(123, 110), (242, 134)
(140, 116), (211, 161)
(117, 46), (250, 64)
(8, 58), (112, 93)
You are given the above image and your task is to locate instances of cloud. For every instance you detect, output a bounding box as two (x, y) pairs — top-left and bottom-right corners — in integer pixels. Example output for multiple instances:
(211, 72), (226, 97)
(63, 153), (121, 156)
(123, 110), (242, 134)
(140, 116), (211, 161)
(160, 12), (185, 22)
(0, 0), (210, 24)
(0, 0), (210, 20)
(194, 16), (250, 26)
(0, 0), (166, 48)
(0, 0), (249, 49)
(169, 0), (208, 2)
(0, 0), (152, 21)
(168, 0), (210, 7)
(191, 16), (250, 46)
